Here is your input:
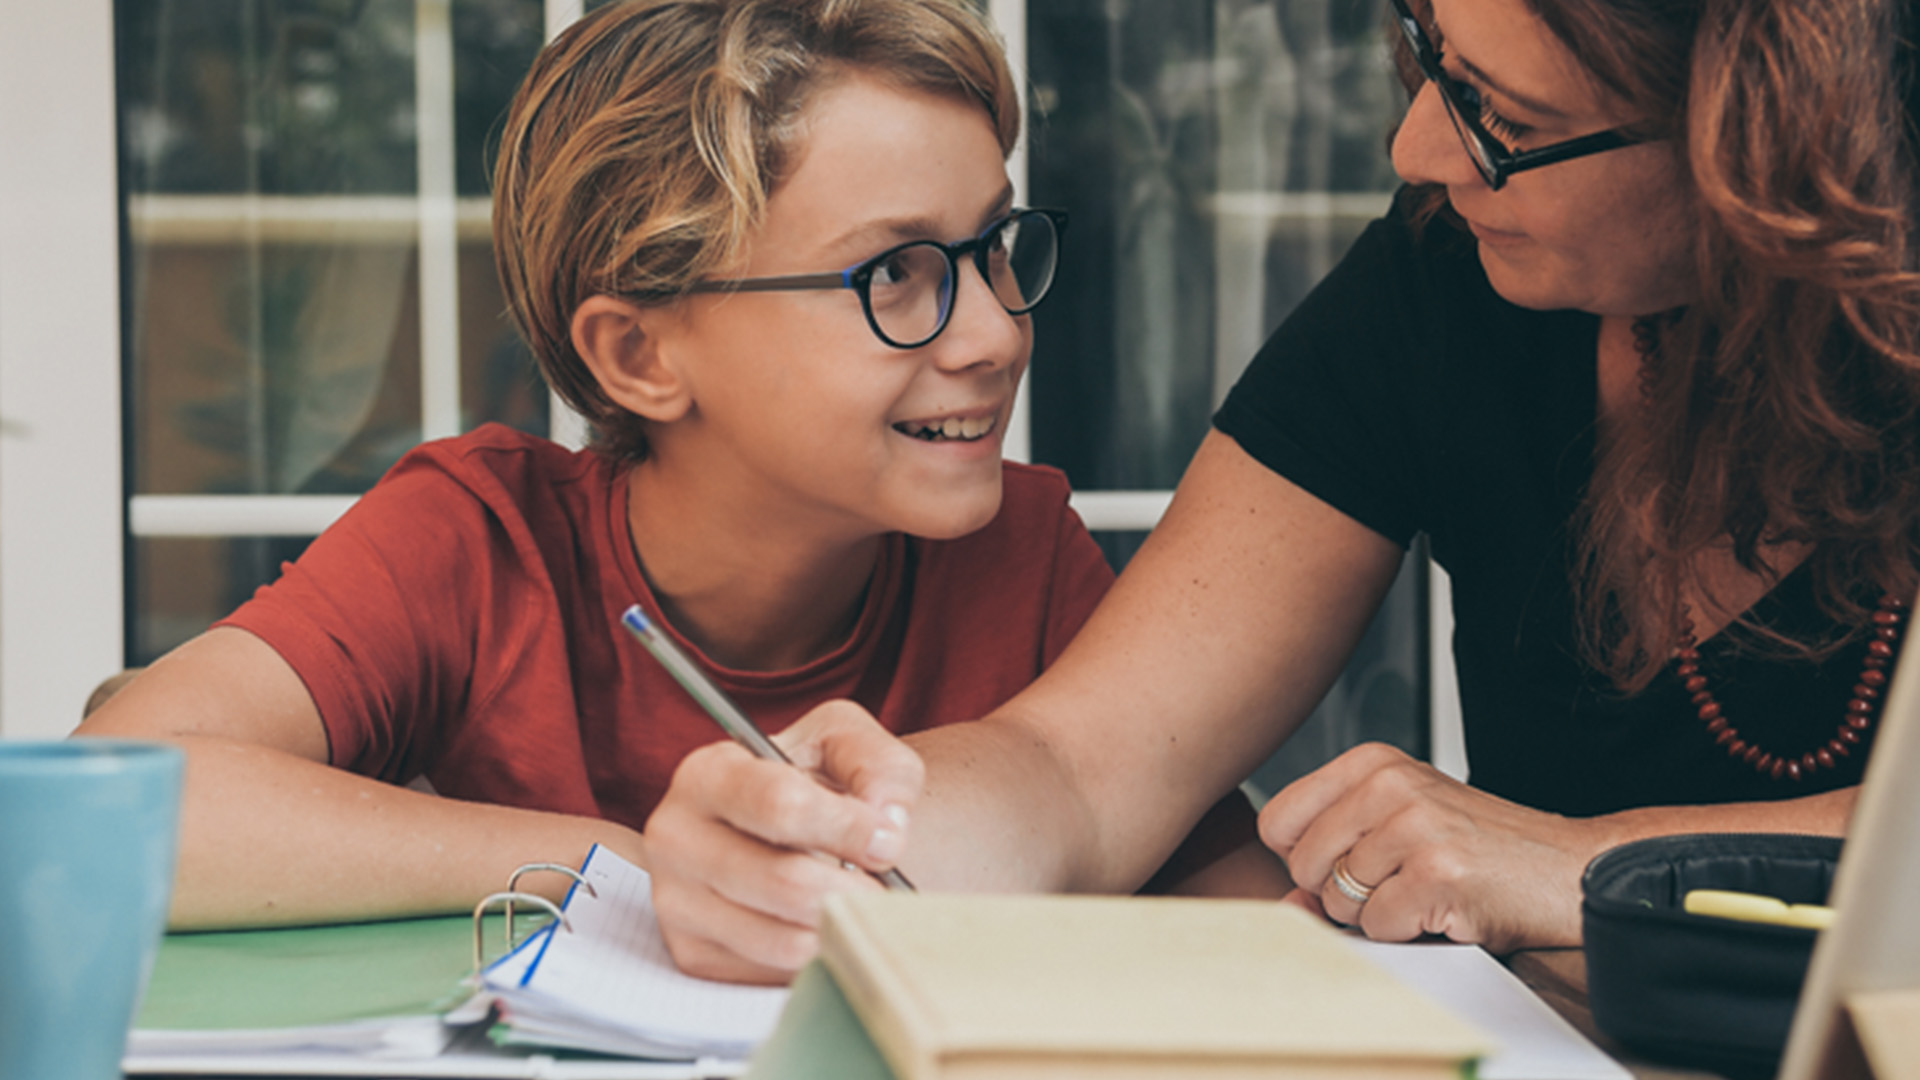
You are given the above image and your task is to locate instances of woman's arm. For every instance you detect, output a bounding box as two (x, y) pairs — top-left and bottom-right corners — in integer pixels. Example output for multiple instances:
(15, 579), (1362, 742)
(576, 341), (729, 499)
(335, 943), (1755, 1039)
(1260, 742), (1857, 953)
(75, 627), (646, 929)
(642, 430), (1406, 981)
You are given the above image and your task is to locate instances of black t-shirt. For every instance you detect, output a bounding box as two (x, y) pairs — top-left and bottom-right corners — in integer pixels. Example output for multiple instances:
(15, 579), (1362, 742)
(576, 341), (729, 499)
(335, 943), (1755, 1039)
(1213, 190), (1878, 816)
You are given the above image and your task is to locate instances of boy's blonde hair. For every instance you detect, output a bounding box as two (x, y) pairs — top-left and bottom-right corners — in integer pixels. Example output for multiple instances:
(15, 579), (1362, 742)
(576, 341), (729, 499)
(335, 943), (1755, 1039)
(493, 0), (1021, 463)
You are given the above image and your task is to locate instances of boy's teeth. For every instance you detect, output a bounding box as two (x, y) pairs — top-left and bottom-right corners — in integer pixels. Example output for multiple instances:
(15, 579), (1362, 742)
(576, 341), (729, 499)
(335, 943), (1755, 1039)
(896, 415), (996, 441)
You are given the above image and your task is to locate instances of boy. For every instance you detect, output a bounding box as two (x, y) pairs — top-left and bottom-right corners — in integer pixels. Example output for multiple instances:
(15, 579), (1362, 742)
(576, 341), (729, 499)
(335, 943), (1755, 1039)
(81, 0), (1261, 947)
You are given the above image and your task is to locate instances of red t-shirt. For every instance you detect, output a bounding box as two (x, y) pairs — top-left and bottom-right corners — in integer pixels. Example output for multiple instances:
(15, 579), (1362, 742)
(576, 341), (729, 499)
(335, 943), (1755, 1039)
(220, 424), (1115, 830)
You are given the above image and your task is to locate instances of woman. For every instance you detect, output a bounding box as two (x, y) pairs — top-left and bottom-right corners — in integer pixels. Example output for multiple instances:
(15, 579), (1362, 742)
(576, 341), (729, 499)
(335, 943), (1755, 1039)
(640, 0), (1920, 982)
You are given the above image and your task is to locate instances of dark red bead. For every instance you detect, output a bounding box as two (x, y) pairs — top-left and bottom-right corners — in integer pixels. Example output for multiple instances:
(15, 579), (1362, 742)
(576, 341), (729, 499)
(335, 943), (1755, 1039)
(1680, 593), (1901, 782)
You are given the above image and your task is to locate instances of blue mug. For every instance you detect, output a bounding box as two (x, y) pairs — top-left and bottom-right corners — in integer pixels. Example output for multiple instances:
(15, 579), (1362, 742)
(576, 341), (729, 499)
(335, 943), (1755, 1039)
(0, 740), (184, 1080)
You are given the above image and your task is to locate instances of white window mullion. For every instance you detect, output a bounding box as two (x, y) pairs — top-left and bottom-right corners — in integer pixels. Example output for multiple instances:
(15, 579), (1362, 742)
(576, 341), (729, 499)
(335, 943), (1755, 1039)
(545, 0), (592, 451)
(130, 497), (357, 539)
(989, 0), (1030, 464)
(416, 0), (462, 442)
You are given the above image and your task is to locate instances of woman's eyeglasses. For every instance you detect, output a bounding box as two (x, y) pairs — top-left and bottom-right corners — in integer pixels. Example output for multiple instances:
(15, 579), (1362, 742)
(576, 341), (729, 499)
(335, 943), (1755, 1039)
(1387, 0), (1639, 190)
(687, 208), (1069, 349)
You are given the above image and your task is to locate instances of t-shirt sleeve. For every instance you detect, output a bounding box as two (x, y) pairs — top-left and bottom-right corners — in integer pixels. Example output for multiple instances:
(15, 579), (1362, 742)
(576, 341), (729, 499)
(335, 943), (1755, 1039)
(1212, 198), (1450, 548)
(216, 455), (492, 781)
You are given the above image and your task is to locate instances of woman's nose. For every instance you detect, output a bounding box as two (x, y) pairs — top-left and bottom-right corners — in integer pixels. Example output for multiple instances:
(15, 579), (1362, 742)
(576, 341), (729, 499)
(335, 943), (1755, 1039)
(1391, 81), (1481, 189)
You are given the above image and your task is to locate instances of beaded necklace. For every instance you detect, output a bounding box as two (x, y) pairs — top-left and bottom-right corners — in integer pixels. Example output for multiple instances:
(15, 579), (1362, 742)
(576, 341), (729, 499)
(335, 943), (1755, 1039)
(1632, 316), (1906, 781)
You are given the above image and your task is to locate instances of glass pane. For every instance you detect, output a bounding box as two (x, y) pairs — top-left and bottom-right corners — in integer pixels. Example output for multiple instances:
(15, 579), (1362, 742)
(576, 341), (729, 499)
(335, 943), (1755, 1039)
(117, 0), (546, 662)
(1025, 0), (1426, 781)
(1027, 0), (1398, 493)
(453, 1), (547, 432)
(133, 536), (316, 664)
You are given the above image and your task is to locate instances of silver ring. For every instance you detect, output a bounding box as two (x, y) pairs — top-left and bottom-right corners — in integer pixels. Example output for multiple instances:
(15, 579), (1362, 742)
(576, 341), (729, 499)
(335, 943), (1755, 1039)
(1330, 854), (1376, 906)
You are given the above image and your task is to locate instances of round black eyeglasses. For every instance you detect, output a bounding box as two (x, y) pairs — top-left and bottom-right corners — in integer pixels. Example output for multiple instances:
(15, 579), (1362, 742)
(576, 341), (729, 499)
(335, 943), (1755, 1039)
(1387, 0), (1639, 190)
(687, 208), (1069, 349)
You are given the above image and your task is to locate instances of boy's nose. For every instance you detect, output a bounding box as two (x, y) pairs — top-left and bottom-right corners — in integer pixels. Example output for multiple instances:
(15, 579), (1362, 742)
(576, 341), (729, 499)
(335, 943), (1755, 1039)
(932, 260), (1027, 372)
(1391, 82), (1481, 189)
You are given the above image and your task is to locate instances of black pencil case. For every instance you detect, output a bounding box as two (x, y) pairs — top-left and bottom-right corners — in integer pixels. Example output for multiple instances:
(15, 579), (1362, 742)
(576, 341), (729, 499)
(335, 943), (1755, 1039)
(1580, 832), (1841, 1080)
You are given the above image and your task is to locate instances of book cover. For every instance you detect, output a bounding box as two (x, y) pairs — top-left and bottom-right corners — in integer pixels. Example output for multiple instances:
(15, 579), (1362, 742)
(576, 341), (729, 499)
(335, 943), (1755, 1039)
(819, 892), (1489, 1080)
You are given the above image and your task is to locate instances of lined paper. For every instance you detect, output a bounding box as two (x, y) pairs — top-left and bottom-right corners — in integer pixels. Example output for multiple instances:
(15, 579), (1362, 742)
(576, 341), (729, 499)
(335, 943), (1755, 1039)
(481, 846), (788, 1059)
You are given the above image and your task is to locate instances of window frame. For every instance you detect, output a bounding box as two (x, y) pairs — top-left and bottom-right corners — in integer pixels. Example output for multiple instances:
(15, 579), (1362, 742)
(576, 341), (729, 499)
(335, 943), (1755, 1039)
(0, 0), (1459, 763)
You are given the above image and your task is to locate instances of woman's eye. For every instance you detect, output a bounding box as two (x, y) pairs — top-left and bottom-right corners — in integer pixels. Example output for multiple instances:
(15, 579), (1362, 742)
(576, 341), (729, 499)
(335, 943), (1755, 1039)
(1453, 78), (1529, 143)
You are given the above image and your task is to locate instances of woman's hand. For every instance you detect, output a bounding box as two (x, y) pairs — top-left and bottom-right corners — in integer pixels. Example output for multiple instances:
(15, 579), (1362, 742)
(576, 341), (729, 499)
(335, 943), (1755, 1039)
(1257, 743), (1618, 953)
(643, 700), (925, 985)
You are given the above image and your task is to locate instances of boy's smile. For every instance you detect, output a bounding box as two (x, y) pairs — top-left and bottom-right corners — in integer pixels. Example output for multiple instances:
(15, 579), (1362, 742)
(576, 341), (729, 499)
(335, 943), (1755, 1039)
(894, 413), (999, 443)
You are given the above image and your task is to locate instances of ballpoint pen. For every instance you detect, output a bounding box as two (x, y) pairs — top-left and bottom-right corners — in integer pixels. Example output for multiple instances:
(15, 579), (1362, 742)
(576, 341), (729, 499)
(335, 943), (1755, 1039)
(620, 603), (915, 891)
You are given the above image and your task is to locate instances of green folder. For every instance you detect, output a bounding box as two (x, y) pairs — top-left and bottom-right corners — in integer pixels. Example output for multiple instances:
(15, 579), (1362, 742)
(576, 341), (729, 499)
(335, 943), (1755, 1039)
(137, 913), (546, 1032)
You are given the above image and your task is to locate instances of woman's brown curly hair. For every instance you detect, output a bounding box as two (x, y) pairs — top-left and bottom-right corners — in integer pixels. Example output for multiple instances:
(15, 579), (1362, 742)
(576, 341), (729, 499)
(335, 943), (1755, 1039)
(1400, 0), (1920, 689)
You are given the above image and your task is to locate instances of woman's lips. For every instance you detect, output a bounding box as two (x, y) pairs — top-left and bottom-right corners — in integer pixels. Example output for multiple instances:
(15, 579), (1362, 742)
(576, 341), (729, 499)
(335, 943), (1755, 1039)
(1464, 217), (1528, 247)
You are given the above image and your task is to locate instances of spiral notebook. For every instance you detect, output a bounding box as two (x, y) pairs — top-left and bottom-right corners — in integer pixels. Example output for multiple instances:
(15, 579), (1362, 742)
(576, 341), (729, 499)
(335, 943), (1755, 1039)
(477, 845), (789, 1060)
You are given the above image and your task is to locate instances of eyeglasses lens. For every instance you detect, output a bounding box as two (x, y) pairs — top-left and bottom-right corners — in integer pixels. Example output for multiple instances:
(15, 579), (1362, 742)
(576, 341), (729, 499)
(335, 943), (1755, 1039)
(866, 212), (1061, 348)
(1396, 2), (1504, 188)
(1432, 87), (1502, 186)
(866, 244), (953, 347)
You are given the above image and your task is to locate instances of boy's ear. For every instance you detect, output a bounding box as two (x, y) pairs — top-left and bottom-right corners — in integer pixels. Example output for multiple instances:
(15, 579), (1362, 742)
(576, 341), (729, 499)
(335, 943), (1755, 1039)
(570, 295), (692, 423)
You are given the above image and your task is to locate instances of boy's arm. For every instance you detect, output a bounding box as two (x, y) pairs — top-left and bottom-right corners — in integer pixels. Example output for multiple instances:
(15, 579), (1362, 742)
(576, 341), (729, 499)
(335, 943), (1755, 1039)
(75, 626), (646, 929)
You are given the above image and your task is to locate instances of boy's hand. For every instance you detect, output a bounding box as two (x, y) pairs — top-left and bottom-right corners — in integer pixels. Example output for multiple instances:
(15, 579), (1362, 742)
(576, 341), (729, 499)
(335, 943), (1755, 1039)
(644, 699), (924, 984)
